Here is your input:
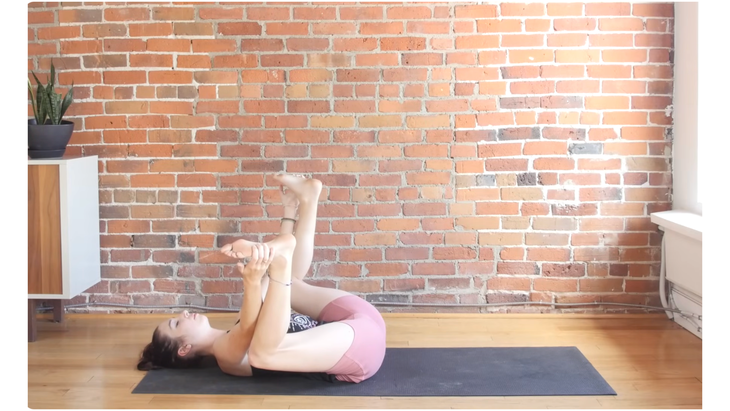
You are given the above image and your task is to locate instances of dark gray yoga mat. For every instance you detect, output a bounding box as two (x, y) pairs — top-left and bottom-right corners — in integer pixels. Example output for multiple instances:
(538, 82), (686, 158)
(132, 347), (616, 397)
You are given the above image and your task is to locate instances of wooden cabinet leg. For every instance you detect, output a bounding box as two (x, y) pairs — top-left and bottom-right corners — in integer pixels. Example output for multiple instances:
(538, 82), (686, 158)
(28, 300), (37, 342)
(51, 300), (65, 323)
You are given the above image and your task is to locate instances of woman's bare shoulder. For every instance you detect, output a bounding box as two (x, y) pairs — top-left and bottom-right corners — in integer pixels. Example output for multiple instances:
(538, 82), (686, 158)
(212, 334), (253, 377)
(215, 351), (254, 377)
(217, 358), (253, 377)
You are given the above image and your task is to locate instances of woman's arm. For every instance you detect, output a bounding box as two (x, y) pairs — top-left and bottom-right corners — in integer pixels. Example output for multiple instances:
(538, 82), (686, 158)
(214, 244), (272, 366)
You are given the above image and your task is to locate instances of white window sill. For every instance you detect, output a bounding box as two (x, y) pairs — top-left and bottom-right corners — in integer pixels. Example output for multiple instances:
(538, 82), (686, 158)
(650, 210), (702, 242)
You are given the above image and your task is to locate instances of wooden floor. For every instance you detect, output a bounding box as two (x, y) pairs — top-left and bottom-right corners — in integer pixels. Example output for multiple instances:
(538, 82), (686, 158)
(28, 313), (702, 409)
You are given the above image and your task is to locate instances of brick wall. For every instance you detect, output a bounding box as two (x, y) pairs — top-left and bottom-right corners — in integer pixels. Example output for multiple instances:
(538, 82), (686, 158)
(28, 2), (674, 313)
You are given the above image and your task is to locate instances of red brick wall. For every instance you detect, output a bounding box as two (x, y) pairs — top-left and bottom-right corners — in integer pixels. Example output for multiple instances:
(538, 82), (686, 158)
(28, 2), (674, 313)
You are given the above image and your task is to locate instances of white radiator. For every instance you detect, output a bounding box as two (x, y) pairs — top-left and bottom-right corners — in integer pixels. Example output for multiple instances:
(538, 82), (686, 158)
(651, 210), (702, 339)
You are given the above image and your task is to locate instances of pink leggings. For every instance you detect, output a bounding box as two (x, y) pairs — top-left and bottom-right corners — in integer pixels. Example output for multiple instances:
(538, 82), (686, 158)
(317, 295), (386, 383)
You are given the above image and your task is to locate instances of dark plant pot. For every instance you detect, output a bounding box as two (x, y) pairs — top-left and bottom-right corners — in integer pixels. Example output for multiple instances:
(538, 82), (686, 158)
(28, 119), (75, 159)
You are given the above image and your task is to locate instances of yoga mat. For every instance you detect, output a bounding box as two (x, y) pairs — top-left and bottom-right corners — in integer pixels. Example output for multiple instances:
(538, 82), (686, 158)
(132, 347), (616, 397)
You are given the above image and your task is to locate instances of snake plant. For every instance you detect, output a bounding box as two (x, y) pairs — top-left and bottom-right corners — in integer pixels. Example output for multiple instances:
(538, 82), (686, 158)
(28, 61), (74, 125)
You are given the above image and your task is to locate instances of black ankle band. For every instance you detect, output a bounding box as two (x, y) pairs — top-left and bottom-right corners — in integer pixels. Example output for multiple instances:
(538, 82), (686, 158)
(282, 217), (297, 223)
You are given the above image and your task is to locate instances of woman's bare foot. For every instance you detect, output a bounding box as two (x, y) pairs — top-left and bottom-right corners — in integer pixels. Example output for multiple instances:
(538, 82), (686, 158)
(235, 243), (273, 283)
(272, 174), (322, 204)
(280, 186), (299, 210)
(221, 234), (297, 260)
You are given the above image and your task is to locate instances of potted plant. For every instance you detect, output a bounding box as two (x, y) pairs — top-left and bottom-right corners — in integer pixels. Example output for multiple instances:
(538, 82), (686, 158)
(28, 61), (75, 159)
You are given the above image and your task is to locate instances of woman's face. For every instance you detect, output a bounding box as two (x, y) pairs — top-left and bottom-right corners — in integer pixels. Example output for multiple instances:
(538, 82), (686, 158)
(157, 310), (211, 344)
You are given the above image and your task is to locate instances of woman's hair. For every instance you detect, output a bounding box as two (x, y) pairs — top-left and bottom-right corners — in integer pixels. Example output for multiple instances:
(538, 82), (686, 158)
(137, 327), (205, 371)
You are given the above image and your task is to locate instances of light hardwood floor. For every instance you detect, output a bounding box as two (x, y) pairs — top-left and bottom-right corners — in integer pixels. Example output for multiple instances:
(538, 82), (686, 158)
(28, 313), (702, 409)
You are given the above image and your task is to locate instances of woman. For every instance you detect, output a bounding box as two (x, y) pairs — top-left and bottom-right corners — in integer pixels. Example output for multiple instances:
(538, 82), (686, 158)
(137, 174), (387, 383)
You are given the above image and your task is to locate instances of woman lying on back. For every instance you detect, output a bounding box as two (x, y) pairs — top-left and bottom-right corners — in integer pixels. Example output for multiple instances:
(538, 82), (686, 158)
(137, 174), (386, 383)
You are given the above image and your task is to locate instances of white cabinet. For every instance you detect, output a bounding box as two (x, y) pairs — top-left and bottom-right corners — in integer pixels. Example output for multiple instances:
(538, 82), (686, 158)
(28, 155), (101, 341)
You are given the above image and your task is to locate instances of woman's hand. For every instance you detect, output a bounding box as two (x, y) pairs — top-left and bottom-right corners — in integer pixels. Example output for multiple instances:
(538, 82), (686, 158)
(236, 243), (273, 283)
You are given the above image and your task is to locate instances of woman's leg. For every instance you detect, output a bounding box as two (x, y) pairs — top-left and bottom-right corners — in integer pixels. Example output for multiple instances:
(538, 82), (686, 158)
(272, 174), (359, 319)
(254, 174), (324, 304)
(224, 174), (352, 318)
(222, 173), (320, 282)
(272, 174), (322, 281)
(223, 173), (316, 303)
(290, 279), (352, 320)
(244, 177), (384, 378)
